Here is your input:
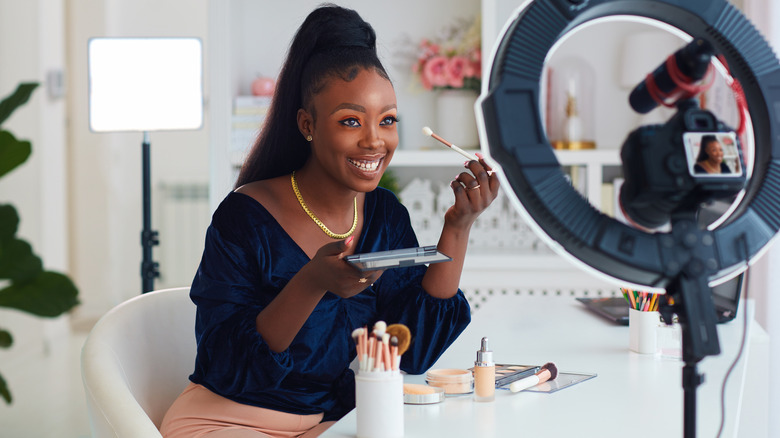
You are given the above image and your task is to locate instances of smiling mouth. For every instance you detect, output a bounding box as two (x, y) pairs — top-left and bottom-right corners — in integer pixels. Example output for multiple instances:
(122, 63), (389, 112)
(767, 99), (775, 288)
(348, 158), (382, 172)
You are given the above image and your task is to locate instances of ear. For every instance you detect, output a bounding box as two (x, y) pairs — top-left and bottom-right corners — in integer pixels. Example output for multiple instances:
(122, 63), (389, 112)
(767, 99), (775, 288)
(297, 108), (313, 139)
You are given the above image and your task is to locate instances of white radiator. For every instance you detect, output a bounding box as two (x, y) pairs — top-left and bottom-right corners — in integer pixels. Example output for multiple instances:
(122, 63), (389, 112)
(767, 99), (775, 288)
(154, 183), (210, 289)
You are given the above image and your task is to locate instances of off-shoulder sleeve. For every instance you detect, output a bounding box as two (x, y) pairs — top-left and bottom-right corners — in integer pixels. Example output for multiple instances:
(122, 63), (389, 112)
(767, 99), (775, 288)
(189, 197), (295, 398)
(368, 190), (471, 375)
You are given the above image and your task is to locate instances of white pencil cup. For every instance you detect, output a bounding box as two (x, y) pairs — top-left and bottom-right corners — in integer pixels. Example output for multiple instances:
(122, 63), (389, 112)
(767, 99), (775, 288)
(629, 308), (659, 354)
(355, 372), (404, 438)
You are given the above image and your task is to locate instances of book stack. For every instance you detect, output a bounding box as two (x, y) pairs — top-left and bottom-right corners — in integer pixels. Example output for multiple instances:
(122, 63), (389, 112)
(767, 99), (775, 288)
(231, 95), (271, 164)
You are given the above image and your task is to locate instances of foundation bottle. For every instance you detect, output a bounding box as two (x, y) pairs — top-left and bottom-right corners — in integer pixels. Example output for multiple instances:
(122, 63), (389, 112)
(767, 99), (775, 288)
(473, 337), (495, 402)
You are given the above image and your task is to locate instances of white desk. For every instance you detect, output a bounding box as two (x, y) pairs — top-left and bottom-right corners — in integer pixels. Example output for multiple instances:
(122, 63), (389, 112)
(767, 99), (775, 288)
(323, 294), (768, 438)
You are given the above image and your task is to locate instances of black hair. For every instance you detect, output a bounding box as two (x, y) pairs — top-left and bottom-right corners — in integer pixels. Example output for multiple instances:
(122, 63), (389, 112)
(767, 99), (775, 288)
(235, 4), (390, 188)
(696, 134), (720, 162)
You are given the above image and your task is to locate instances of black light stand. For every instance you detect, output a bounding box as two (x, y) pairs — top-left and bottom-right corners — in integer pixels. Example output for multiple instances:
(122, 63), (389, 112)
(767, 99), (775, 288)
(87, 38), (203, 295)
(658, 211), (724, 438)
(141, 131), (160, 293)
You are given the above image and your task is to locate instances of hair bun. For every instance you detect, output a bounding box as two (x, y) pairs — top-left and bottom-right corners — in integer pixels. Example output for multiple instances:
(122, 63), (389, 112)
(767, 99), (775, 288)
(307, 5), (377, 54)
(345, 21), (376, 50)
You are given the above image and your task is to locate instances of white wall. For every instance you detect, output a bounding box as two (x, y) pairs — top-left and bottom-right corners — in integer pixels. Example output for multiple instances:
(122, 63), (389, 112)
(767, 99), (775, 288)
(208, 0), (483, 207)
(228, 0), (480, 152)
(0, 0), (69, 355)
(67, 0), (210, 320)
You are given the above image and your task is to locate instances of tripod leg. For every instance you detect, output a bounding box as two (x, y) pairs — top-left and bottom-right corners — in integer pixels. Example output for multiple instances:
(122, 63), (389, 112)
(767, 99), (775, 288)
(662, 274), (720, 438)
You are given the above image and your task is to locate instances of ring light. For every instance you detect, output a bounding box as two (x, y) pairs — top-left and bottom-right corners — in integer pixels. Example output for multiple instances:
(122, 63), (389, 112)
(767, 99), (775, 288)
(477, 1), (780, 436)
(478, 0), (780, 289)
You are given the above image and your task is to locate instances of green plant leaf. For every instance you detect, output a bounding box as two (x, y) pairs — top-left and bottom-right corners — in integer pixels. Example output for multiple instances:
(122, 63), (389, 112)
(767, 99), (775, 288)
(0, 271), (78, 317)
(0, 204), (19, 243)
(0, 371), (11, 404)
(0, 83), (39, 127)
(0, 238), (42, 283)
(0, 131), (32, 179)
(379, 169), (400, 196)
(0, 329), (11, 348)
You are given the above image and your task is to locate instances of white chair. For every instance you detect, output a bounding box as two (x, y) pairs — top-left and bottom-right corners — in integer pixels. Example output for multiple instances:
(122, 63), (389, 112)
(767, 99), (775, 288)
(81, 287), (196, 437)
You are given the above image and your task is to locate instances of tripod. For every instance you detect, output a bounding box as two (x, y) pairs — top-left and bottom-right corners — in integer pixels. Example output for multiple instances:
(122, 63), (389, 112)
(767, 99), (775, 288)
(658, 212), (724, 438)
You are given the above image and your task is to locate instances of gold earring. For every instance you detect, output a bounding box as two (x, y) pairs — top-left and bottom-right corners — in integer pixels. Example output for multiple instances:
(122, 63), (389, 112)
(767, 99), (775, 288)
(306, 135), (313, 142)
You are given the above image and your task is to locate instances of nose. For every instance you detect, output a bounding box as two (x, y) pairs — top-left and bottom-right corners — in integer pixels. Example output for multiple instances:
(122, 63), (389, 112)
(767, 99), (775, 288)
(360, 126), (384, 150)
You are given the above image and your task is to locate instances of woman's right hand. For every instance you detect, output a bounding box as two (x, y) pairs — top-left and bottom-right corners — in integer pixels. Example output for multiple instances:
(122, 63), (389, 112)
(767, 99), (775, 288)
(258, 236), (380, 352)
(301, 236), (383, 299)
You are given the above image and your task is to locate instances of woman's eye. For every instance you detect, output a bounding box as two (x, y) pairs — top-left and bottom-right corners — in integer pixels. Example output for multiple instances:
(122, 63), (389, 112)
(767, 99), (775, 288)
(380, 116), (398, 126)
(339, 117), (361, 127)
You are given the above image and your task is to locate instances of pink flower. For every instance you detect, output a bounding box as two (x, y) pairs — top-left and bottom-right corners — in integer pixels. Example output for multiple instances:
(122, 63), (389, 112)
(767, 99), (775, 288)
(468, 50), (482, 79)
(446, 56), (468, 88)
(422, 56), (449, 90)
(411, 21), (482, 92)
(418, 40), (440, 63)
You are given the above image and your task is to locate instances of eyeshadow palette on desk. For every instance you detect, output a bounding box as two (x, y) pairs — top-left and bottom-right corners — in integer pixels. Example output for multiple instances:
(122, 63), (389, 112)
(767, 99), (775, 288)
(524, 371), (597, 393)
(468, 364), (540, 388)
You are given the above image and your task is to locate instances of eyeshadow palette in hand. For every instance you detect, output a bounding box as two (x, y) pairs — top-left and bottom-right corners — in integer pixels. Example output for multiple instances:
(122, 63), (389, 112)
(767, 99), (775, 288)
(345, 245), (451, 272)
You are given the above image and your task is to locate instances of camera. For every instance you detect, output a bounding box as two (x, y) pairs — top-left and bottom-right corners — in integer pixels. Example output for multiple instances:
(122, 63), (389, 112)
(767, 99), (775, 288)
(619, 100), (746, 229)
(618, 38), (747, 230)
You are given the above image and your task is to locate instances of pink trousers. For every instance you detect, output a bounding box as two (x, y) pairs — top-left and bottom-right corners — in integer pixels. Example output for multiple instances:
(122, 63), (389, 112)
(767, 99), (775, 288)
(160, 383), (335, 438)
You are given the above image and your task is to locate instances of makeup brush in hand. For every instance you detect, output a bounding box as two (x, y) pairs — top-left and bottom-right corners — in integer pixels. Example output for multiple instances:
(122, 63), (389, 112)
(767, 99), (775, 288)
(509, 362), (558, 393)
(422, 126), (496, 177)
(422, 126), (479, 162)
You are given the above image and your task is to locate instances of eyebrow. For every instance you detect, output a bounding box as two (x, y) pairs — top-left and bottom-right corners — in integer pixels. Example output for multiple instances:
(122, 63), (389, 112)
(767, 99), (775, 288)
(330, 103), (397, 115)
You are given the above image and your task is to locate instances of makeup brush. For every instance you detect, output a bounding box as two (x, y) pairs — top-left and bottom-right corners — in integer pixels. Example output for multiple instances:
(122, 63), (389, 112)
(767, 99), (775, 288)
(422, 126), (479, 162)
(352, 328), (365, 371)
(390, 336), (399, 371)
(509, 362), (558, 393)
(367, 333), (376, 372)
(352, 328), (363, 355)
(382, 333), (392, 372)
(374, 331), (384, 372)
(386, 323), (411, 356)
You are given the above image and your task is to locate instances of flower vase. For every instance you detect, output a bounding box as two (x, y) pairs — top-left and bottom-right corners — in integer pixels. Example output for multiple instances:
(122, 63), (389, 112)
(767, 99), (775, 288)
(435, 89), (479, 149)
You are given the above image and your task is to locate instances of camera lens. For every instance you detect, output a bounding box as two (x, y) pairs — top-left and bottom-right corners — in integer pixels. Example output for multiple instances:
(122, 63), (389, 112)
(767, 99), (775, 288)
(686, 111), (715, 130)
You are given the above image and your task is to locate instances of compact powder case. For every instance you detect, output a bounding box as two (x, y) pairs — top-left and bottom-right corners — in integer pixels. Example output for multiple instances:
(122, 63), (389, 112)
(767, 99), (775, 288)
(425, 368), (474, 395)
(403, 383), (445, 404)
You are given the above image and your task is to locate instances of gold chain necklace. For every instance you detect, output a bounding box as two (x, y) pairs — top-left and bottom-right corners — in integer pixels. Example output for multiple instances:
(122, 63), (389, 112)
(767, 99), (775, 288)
(291, 171), (358, 239)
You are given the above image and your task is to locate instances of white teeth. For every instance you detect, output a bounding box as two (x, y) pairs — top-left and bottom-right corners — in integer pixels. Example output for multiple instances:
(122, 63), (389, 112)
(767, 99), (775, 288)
(349, 159), (380, 172)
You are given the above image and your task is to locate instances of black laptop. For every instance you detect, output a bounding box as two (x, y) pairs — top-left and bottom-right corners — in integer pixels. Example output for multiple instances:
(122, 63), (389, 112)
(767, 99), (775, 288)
(577, 273), (743, 325)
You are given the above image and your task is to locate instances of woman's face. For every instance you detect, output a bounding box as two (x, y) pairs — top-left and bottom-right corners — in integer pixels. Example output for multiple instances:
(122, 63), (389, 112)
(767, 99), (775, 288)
(705, 140), (724, 164)
(300, 68), (398, 193)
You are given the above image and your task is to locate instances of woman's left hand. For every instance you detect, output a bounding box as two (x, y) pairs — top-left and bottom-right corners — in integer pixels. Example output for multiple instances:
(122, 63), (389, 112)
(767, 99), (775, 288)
(446, 153), (500, 229)
(421, 153), (500, 299)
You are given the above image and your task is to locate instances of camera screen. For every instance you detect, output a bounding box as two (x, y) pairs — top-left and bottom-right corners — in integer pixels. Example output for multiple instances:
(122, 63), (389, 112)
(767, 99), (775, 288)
(683, 132), (742, 177)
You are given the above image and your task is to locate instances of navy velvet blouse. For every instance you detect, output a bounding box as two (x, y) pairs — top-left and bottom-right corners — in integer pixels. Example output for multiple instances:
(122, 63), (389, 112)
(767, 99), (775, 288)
(188, 188), (471, 421)
(693, 162), (731, 174)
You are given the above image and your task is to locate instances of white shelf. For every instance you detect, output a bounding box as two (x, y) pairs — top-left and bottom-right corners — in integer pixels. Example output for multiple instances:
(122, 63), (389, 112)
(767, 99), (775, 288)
(390, 148), (622, 209)
(554, 148), (621, 166)
(390, 148), (621, 167)
(389, 149), (479, 167)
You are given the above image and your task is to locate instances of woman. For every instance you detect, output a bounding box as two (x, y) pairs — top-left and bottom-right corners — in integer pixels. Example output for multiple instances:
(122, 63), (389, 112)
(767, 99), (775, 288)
(161, 5), (499, 437)
(694, 135), (731, 174)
